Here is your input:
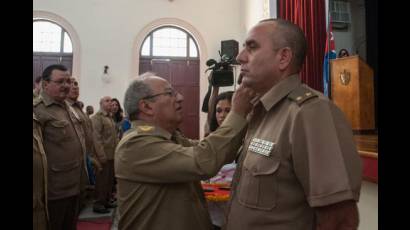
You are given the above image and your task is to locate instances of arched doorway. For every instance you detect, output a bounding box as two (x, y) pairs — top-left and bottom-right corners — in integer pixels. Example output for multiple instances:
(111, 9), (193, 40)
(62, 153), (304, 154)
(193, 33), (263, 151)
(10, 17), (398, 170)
(138, 26), (200, 139)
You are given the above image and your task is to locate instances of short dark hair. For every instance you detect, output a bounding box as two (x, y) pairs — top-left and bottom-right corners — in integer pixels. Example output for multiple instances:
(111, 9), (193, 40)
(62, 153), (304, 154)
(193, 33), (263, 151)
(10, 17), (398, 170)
(259, 18), (307, 71)
(35, 76), (42, 84)
(42, 64), (68, 81)
(209, 91), (234, 132)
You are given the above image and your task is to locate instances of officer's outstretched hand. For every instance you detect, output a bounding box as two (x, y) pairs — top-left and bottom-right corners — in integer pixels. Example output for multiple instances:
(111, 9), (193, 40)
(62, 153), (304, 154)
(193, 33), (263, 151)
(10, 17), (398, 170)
(231, 85), (256, 118)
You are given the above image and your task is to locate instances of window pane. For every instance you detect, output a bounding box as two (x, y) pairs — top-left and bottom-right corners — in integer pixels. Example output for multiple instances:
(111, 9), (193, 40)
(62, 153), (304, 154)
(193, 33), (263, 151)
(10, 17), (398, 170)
(141, 36), (151, 56)
(63, 32), (73, 53)
(189, 38), (198, 57)
(33, 21), (62, 52)
(152, 28), (187, 57)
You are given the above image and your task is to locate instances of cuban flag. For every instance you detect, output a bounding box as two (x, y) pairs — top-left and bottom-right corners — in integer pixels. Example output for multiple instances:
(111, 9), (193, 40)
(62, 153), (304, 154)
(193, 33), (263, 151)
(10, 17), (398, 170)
(323, 22), (336, 97)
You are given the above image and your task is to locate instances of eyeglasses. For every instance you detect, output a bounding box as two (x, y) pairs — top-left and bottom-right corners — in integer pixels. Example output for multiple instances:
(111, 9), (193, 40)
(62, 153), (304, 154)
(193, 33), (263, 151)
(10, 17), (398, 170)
(48, 79), (71, 86)
(142, 88), (179, 100)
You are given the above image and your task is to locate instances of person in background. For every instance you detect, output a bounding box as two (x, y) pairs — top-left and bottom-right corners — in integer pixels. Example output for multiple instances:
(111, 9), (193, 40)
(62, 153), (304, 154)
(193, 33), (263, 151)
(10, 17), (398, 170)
(111, 98), (125, 139)
(33, 76), (42, 99)
(338, 48), (350, 58)
(91, 96), (119, 213)
(66, 76), (103, 210)
(86, 105), (94, 117)
(205, 90), (237, 230)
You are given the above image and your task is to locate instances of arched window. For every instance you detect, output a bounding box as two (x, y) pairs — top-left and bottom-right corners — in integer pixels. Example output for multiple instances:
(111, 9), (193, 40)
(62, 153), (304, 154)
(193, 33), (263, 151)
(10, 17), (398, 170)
(33, 20), (73, 53)
(33, 19), (74, 87)
(140, 26), (198, 58)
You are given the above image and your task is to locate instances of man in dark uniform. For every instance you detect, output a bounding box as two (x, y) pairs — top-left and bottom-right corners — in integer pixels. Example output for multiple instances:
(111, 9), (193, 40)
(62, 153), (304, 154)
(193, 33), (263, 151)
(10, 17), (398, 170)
(33, 64), (86, 230)
(115, 72), (255, 230)
(33, 112), (48, 230)
(224, 19), (362, 230)
(91, 96), (119, 213)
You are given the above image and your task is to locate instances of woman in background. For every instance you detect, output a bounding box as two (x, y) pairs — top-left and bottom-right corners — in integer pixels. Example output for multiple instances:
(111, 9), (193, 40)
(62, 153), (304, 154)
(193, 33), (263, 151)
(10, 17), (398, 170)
(205, 90), (236, 230)
(111, 98), (124, 139)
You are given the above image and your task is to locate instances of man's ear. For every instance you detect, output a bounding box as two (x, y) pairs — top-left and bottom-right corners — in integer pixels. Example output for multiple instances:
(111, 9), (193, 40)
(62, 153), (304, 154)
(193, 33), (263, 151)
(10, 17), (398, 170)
(278, 47), (293, 71)
(138, 100), (154, 116)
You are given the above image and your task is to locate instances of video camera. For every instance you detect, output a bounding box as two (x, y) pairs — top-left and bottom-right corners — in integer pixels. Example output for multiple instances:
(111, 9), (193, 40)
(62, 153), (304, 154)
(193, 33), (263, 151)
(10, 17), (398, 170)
(205, 53), (235, 87)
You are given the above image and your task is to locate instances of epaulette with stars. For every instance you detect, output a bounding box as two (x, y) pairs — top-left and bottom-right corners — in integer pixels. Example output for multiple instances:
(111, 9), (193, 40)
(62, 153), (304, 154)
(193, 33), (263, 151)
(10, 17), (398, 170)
(287, 86), (318, 106)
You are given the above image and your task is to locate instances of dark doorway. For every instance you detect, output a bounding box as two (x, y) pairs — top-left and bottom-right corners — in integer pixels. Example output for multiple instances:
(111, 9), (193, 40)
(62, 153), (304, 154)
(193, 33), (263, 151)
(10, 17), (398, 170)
(138, 26), (200, 139)
(140, 58), (200, 139)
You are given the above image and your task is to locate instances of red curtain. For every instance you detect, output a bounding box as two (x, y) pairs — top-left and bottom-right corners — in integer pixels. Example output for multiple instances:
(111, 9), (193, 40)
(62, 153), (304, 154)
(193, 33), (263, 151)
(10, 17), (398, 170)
(278, 0), (326, 92)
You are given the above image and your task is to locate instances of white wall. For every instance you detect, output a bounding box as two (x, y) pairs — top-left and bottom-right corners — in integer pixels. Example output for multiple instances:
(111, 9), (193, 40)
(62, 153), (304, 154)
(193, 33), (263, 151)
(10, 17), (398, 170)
(34, 0), (244, 138)
(241, 0), (272, 33)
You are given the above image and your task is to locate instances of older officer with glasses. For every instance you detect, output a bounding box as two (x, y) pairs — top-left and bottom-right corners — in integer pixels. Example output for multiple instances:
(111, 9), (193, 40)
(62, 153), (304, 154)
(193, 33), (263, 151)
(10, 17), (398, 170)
(115, 72), (256, 230)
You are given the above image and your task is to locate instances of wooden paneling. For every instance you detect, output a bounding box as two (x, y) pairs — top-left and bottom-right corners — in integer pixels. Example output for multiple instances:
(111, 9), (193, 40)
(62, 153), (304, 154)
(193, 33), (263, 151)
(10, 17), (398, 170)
(330, 55), (375, 131)
(33, 53), (73, 87)
(139, 58), (200, 139)
(354, 134), (378, 183)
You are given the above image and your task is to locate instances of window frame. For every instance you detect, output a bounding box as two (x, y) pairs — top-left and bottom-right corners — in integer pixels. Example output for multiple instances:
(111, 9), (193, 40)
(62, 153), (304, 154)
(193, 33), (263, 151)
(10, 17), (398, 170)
(139, 26), (199, 59)
(33, 19), (73, 54)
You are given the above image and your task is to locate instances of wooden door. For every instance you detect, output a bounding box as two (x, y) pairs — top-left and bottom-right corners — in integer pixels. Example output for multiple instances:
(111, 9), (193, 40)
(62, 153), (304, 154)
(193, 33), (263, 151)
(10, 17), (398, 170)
(139, 58), (200, 139)
(33, 53), (73, 88)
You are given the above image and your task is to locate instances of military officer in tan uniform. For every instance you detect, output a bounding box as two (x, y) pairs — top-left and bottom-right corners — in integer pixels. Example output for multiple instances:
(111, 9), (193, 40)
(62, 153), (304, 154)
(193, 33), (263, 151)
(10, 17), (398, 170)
(33, 64), (86, 230)
(66, 77), (104, 209)
(114, 72), (255, 230)
(33, 112), (48, 230)
(91, 96), (119, 213)
(223, 19), (362, 230)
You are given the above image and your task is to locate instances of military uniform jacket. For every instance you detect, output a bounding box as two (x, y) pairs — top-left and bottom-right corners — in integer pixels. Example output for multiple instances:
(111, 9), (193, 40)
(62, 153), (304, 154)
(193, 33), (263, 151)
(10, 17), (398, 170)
(224, 74), (362, 230)
(115, 112), (247, 230)
(91, 110), (118, 160)
(33, 113), (48, 229)
(33, 92), (86, 200)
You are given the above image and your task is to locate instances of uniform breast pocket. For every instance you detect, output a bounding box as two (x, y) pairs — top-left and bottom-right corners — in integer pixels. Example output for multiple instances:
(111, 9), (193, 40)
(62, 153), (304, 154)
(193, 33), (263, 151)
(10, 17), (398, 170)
(237, 149), (280, 210)
(45, 120), (70, 143)
(49, 160), (80, 191)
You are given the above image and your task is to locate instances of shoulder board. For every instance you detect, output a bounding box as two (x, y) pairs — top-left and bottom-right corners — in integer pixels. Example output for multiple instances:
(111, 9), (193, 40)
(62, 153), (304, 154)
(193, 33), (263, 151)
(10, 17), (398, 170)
(287, 86), (318, 106)
(137, 125), (155, 133)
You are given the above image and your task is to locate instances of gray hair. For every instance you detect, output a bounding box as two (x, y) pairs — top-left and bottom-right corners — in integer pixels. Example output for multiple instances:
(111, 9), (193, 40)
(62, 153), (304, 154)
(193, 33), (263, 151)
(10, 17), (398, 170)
(123, 72), (156, 121)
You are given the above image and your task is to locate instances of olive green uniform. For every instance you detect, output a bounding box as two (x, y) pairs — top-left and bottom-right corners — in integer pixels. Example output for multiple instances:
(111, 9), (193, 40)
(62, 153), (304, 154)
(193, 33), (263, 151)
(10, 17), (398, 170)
(91, 110), (118, 206)
(33, 92), (86, 230)
(115, 112), (247, 230)
(224, 74), (362, 230)
(33, 112), (48, 230)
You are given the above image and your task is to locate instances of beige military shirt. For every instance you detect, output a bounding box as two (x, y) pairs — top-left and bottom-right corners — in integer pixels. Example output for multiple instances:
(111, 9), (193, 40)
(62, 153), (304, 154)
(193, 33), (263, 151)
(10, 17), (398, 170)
(67, 99), (94, 189)
(91, 110), (118, 160)
(33, 113), (48, 229)
(224, 74), (362, 230)
(33, 92), (86, 200)
(115, 112), (247, 230)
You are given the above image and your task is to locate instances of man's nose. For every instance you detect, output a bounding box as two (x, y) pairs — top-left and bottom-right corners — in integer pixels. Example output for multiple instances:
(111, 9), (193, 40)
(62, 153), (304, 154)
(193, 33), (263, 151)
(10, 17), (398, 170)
(176, 92), (184, 102)
(236, 49), (246, 64)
